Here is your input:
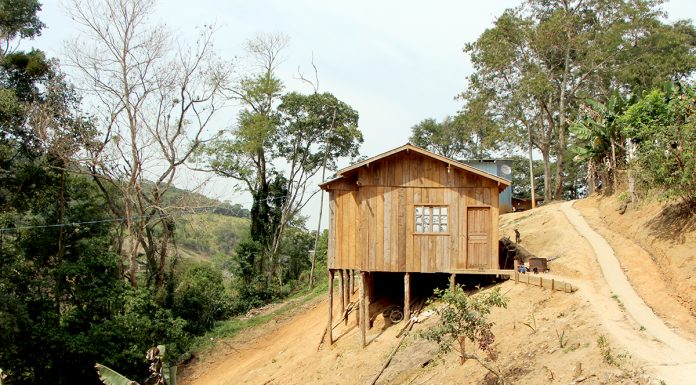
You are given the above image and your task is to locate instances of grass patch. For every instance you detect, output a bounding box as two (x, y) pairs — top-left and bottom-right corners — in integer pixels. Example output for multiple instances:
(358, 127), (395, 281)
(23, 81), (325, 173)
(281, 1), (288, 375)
(187, 277), (330, 358)
(611, 293), (626, 311)
(597, 335), (630, 368)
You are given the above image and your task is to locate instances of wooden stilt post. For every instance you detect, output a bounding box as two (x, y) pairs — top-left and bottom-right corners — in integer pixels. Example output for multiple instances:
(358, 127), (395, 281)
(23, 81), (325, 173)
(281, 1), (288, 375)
(344, 270), (350, 324)
(339, 270), (345, 317)
(365, 273), (372, 330)
(449, 273), (456, 290)
(344, 270), (349, 303)
(327, 269), (334, 346)
(351, 269), (355, 294)
(359, 271), (366, 347)
(404, 273), (411, 321)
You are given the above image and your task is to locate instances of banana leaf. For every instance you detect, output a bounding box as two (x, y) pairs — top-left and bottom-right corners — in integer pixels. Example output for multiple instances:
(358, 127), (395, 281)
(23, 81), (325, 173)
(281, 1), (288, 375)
(95, 364), (139, 385)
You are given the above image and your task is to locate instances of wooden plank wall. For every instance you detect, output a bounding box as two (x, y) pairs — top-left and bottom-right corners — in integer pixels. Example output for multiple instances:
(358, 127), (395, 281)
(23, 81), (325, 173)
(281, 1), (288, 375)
(328, 152), (501, 273)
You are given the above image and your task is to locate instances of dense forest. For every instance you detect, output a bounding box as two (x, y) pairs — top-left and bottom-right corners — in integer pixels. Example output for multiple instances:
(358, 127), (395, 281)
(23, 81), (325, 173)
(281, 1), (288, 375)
(1, 0), (695, 384)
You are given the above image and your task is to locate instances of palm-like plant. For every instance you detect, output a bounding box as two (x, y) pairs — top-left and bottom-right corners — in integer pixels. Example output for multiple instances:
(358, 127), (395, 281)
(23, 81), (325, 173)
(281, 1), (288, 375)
(571, 92), (628, 193)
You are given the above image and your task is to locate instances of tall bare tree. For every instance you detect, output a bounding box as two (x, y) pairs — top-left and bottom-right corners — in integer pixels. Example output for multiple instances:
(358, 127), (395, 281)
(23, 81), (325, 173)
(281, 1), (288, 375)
(65, 0), (230, 288)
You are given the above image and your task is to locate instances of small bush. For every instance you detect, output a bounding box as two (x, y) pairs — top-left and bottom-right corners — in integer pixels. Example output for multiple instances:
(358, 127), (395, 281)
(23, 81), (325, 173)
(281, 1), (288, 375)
(421, 286), (509, 383)
(173, 264), (231, 334)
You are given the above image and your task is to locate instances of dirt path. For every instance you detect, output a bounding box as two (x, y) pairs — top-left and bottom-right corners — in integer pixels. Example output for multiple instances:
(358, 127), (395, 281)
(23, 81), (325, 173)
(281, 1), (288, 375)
(561, 201), (696, 385)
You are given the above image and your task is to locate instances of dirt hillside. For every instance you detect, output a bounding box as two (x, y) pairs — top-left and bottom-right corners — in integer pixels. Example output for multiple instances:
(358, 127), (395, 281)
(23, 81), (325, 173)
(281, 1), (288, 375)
(180, 197), (696, 385)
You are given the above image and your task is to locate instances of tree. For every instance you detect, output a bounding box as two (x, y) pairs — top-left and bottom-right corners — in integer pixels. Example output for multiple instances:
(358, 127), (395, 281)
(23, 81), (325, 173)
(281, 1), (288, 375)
(0, 0), (44, 60)
(200, 37), (362, 289)
(65, 0), (230, 288)
(409, 116), (467, 158)
(200, 34), (286, 267)
(421, 286), (509, 384)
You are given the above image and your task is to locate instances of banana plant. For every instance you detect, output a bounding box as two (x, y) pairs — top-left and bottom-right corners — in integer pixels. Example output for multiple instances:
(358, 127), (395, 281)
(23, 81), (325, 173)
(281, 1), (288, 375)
(571, 91), (628, 192)
(95, 345), (177, 385)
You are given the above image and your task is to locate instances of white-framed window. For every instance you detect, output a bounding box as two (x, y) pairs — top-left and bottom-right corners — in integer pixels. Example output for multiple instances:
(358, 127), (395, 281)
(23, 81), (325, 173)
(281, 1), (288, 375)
(414, 205), (448, 233)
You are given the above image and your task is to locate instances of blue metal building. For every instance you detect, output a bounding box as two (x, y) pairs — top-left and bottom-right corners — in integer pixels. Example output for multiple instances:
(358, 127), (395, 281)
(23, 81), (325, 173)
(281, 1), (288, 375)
(462, 159), (513, 213)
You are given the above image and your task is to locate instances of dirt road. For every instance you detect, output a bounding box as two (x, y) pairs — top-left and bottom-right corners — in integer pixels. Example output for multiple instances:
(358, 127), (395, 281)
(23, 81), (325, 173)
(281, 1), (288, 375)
(561, 201), (696, 385)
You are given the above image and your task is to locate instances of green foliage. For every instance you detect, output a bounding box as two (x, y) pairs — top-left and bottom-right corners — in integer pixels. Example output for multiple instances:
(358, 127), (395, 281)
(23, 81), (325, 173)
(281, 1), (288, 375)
(0, 0), (44, 43)
(89, 288), (187, 382)
(172, 264), (230, 334)
(571, 92), (630, 193)
(409, 117), (467, 158)
(277, 225), (314, 285)
(420, 286), (508, 362)
(620, 84), (696, 205)
(510, 156), (545, 199)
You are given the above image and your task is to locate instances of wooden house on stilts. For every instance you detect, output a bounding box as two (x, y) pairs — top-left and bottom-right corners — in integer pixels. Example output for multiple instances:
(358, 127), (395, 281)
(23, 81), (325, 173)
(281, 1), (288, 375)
(319, 144), (512, 347)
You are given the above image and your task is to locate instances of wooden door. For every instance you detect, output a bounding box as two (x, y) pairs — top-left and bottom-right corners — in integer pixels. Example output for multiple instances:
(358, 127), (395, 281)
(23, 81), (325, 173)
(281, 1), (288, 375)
(467, 207), (490, 269)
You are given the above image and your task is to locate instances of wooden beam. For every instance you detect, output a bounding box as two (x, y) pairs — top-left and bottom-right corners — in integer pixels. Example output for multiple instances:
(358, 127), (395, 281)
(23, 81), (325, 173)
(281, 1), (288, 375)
(327, 269), (334, 346)
(404, 273), (411, 321)
(449, 273), (456, 290)
(450, 269), (515, 275)
(359, 271), (366, 347)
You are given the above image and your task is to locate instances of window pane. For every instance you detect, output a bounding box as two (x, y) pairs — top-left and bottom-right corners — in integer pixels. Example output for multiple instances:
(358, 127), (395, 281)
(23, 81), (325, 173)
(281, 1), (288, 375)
(441, 207), (448, 216)
(440, 224), (448, 232)
(423, 207), (431, 232)
(416, 223), (423, 232)
(441, 214), (448, 225)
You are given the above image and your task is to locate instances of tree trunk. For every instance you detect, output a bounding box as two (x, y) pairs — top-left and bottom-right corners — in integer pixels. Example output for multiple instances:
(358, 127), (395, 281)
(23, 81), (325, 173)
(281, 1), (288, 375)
(554, 42), (572, 200)
(610, 138), (617, 192)
(542, 147), (552, 203)
(157, 216), (170, 288)
(527, 124), (536, 208)
(587, 162), (595, 195)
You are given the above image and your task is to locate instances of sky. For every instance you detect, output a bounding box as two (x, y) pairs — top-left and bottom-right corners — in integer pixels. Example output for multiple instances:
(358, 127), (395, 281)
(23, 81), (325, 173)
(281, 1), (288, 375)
(29, 0), (696, 229)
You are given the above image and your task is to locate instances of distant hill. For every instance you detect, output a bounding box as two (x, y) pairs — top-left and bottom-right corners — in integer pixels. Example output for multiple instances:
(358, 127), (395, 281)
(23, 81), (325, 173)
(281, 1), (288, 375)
(152, 183), (251, 262)
(142, 181), (251, 218)
(175, 212), (249, 263)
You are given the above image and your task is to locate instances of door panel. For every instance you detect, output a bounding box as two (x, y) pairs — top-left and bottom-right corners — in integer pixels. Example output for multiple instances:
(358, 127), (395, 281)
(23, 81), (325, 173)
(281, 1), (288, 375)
(467, 207), (490, 269)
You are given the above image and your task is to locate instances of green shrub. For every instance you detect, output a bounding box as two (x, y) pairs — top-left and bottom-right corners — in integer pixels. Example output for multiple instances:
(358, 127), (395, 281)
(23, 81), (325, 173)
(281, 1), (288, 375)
(621, 85), (696, 206)
(172, 264), (230, 334)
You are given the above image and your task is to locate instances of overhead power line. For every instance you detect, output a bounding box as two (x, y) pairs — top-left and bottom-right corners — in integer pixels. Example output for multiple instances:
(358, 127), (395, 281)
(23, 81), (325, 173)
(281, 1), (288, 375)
(0, 189), (321, 233)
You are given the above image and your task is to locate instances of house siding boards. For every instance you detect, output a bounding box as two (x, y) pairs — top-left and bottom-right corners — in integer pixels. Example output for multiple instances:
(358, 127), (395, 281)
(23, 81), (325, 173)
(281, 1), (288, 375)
(322, 145), (507, 274)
